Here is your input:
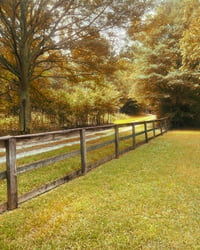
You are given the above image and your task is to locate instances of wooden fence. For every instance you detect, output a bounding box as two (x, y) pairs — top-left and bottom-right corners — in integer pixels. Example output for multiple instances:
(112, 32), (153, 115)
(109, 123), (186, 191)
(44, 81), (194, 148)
(0, 117), (169, 213)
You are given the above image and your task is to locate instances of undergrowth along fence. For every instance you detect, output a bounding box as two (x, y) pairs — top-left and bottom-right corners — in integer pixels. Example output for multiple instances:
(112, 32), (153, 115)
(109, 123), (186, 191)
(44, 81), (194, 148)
(0, 117), (169, 213)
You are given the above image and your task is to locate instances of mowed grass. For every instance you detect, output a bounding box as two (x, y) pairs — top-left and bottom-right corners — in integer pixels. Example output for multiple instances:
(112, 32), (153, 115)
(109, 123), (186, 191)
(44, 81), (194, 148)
(114, 114), (156, 124)
(0, 126), (147, 201)
(0, 130), (200, 249)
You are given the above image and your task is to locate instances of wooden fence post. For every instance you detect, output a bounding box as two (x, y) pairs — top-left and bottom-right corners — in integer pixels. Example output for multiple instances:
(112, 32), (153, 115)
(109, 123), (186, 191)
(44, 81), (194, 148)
(115, 125), (119, 158)
(153, 121), (156, 137)
(5, 137), (18, 210)
(132, 124), (136, 149)
(164, 118), (168, 132)
(160, 120), (163, 135)
(80, 129), (87, 174)
(144, 122), (148, 143)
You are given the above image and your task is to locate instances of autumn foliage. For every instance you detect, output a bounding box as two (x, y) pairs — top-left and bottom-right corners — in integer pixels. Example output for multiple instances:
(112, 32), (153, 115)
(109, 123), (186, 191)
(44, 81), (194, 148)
(0, 0), (199, 134)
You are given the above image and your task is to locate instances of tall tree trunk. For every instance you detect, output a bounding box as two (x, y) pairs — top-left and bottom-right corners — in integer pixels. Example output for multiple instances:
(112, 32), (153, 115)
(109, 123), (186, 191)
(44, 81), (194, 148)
(19, 78), (31, 134)
(18, 1), (31, 134)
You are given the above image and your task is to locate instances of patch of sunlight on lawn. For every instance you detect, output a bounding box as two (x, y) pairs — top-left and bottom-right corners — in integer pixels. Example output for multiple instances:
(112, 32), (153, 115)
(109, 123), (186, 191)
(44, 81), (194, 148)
(114, 114), (156, 124)
(170, 129), (200, 135)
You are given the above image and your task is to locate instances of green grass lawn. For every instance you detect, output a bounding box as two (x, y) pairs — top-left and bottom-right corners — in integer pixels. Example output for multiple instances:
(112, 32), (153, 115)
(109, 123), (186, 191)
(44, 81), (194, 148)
(0, 125), (147, 202)
(0, 130), (199, 249)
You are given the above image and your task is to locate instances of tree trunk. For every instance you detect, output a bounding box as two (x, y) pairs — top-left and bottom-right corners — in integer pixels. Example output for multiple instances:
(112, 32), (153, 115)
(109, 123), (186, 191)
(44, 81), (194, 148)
(17, 1), (31, 134)
(19, 81), (31, 134)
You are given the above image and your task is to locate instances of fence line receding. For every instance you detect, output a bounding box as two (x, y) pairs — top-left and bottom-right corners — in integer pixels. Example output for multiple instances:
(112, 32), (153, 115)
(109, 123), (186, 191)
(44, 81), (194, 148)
(0, 117), (169, 213)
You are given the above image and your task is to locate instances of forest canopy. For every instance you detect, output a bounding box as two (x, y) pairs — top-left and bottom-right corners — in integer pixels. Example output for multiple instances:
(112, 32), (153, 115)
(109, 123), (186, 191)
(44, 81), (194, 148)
(0, 0), (199, 134)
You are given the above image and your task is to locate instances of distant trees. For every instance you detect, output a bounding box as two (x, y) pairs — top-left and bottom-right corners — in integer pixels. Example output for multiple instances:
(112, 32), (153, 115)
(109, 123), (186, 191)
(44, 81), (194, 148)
(180, 0), (200, 71)
(129, 0), (200, 127)
(120, 98), (141, 115)
(0, 0), (152, 133)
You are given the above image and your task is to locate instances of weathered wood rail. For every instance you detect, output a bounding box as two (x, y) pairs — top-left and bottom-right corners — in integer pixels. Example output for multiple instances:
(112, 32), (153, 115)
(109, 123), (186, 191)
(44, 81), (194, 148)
(0, 117), (169, 213)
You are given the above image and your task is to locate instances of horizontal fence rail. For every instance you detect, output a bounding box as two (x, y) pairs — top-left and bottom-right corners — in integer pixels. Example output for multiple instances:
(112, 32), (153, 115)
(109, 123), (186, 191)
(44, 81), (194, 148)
(0, 117), (169, 214)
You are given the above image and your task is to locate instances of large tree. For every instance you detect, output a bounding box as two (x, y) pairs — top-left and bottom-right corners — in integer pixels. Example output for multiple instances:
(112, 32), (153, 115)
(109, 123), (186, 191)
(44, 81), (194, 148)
(0, 0), (151, 133)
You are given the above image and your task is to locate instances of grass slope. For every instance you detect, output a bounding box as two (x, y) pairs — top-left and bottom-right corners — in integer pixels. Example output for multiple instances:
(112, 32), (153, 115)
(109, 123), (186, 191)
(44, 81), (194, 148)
(0, 130), (200, 249)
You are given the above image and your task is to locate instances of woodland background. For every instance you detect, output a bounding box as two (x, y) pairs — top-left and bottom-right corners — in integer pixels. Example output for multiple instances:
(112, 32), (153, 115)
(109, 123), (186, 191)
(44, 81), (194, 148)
(0, 0), (199, 135)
